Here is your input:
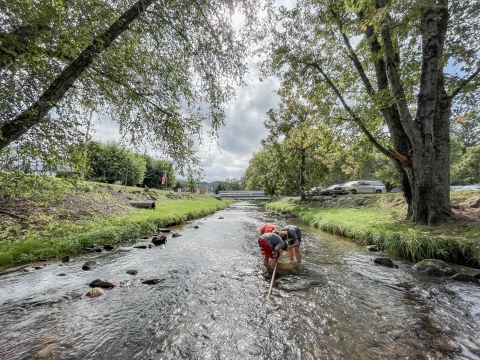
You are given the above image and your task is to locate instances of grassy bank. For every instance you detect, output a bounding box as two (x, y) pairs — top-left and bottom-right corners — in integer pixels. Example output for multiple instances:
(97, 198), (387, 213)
(0, 174), (230, 267)
(266, 193), (480, 267)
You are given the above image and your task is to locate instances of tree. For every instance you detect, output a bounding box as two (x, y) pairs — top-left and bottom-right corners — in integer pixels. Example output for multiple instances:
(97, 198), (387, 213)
(87, 141), (146, 185)
(264, 103), (329, 200)
(451, 112), (480, 149)
(451, 144), (480, 185)
(261, 0), (480, 225)
(243, 145), (281, 196)
(142, 155), (173, 189)
(0, 0), (258, 174)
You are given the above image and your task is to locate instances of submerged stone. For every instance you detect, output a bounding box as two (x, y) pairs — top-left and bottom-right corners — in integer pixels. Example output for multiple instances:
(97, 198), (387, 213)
(86, 287), (105, 298)
(374, 257), (398, 268)
(366, 245), (379, 252)
(451, 274), (478, 283)
(133, 244), (148, 249)
(412, 259), (457, 277)
(152, 235), (167, 245)
(141, 278), (165, 285)
(82, 260), (97, 271)
(89, 279), (118, 288)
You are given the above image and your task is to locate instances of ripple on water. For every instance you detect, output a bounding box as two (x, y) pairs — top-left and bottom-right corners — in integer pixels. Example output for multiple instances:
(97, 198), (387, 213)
(0, 202), (479, 359)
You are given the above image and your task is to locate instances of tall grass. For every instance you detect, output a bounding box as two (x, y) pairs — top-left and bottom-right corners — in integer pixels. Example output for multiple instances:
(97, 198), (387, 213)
(267, 198), (480, 266)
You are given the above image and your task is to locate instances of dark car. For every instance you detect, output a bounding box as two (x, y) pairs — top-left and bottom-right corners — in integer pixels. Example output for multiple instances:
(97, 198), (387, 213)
(322, 184), (343, 195)
(320, 184), (338, 195)
(305, 186), (325, 196)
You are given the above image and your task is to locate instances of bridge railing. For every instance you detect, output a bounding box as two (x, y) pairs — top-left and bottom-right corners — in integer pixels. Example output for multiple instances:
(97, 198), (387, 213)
(216, 191), (268, 198)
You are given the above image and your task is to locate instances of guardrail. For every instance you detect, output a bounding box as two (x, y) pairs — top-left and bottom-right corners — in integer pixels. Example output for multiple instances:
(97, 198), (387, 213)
(216, 191), (270, 200)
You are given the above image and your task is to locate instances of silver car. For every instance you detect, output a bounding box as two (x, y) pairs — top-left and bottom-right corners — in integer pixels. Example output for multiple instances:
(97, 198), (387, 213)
(346, 180), (387, 194)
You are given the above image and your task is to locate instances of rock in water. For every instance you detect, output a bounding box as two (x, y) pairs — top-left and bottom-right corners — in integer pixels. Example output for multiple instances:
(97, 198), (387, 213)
(141, 278), (165, 285)
(103, 244), (114, 251)
(451, 274), (478, 283)
(218, 216), (224, 219)
(126, 270), (138, 275)
(172, 232), (182, 238)
(366, 245), (379, 252)
(86, 287), (105, 298)
(89, 279), (118, 288)
(31, 343), (60, 359)
(82, 260), (97, 271)
(194, 226), (199, 229)
(133, 244), (148, 249)
(412, 259), (457, 276)
(374, 257), (398, 268)
(61, 255), (70, 263)
(152, 235), (167, 245)
(118, 247), (132, 252)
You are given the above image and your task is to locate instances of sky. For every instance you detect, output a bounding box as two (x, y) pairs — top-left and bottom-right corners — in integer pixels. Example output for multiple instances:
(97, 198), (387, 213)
(89, 2), (296, 183)
(88, 65), (281, 183)
(195, 68), (281, 182)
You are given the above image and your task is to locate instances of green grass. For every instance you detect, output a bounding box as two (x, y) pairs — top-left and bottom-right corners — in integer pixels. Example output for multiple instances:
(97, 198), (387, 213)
(267, 194), (480, 266)
(0, 195), (231, 267)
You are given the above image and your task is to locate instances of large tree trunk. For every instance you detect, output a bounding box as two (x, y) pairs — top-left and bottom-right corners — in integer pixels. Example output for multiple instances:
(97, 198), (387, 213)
(378, 0), (451, 226)
(0, 0), (156, 150)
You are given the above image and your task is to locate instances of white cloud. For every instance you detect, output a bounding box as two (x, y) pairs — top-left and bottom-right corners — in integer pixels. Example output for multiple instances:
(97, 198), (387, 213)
(90, 65), (280, 182)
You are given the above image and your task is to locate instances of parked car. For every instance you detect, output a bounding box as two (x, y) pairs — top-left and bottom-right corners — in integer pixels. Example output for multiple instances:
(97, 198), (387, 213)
(305, 186), (325, 196)
(320, 184), (340, 195)
(345, 180), (387, 194)
(332, 182), (351, 195)
(390, 187), (403, 193)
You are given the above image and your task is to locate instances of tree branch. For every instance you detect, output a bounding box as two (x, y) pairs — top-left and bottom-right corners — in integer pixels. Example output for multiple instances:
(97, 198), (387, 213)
(89, 67), (174, 118)
(0, 0), (157, 150)
(306, 62), (396, 163)
(380, 24), (416, 141)
(449, 65), (480, 99)
(336, 26), (376, 96)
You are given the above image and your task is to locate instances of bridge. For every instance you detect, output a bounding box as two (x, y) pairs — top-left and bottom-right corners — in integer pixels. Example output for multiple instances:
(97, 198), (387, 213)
(215, 190), (271, 200)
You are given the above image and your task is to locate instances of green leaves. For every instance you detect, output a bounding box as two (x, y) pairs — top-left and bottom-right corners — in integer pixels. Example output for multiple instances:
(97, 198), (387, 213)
(1, 0), (259, 175)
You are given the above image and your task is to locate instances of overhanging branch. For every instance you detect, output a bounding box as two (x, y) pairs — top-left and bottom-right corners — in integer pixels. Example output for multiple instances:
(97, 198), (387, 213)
(0, 0), (157, 150)
(449, 65), (480, 99)
(306, 62), (399, 164)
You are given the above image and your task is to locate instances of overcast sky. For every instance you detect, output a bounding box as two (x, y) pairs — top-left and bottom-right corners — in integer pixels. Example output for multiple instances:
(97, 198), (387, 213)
(89, 2), (296, 183)
(196, 68), (280, 182)
(88, 65), (280, 183)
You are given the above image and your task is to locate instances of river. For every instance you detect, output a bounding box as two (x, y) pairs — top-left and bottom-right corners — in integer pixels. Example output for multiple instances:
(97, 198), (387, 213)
(0, 202), (479, 359)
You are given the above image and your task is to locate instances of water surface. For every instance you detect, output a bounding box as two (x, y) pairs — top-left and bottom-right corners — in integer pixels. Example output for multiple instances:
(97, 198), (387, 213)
(0, 202), (479, 359)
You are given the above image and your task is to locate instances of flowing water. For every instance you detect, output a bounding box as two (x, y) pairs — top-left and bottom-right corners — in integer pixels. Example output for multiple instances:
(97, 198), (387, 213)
(0, 202), (479, 360)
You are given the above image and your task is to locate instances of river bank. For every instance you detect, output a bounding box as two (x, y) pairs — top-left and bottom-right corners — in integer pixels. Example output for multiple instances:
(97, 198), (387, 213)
(0, 176), (230, 268)
(266, 192), (480, 268)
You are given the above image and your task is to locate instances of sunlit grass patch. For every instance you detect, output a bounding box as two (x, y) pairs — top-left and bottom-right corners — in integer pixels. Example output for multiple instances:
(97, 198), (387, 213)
(267, 195), (480, 266)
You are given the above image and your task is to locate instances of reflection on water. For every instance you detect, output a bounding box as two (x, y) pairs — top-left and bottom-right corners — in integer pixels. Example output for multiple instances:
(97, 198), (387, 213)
(0, 202), (479, 359)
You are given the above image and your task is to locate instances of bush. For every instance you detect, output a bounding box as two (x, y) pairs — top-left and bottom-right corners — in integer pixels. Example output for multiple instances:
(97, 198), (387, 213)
(55, 171), (81, 179)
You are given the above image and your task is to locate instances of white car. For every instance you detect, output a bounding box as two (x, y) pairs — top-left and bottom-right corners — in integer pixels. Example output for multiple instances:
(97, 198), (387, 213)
(346, 180), (387, 194)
